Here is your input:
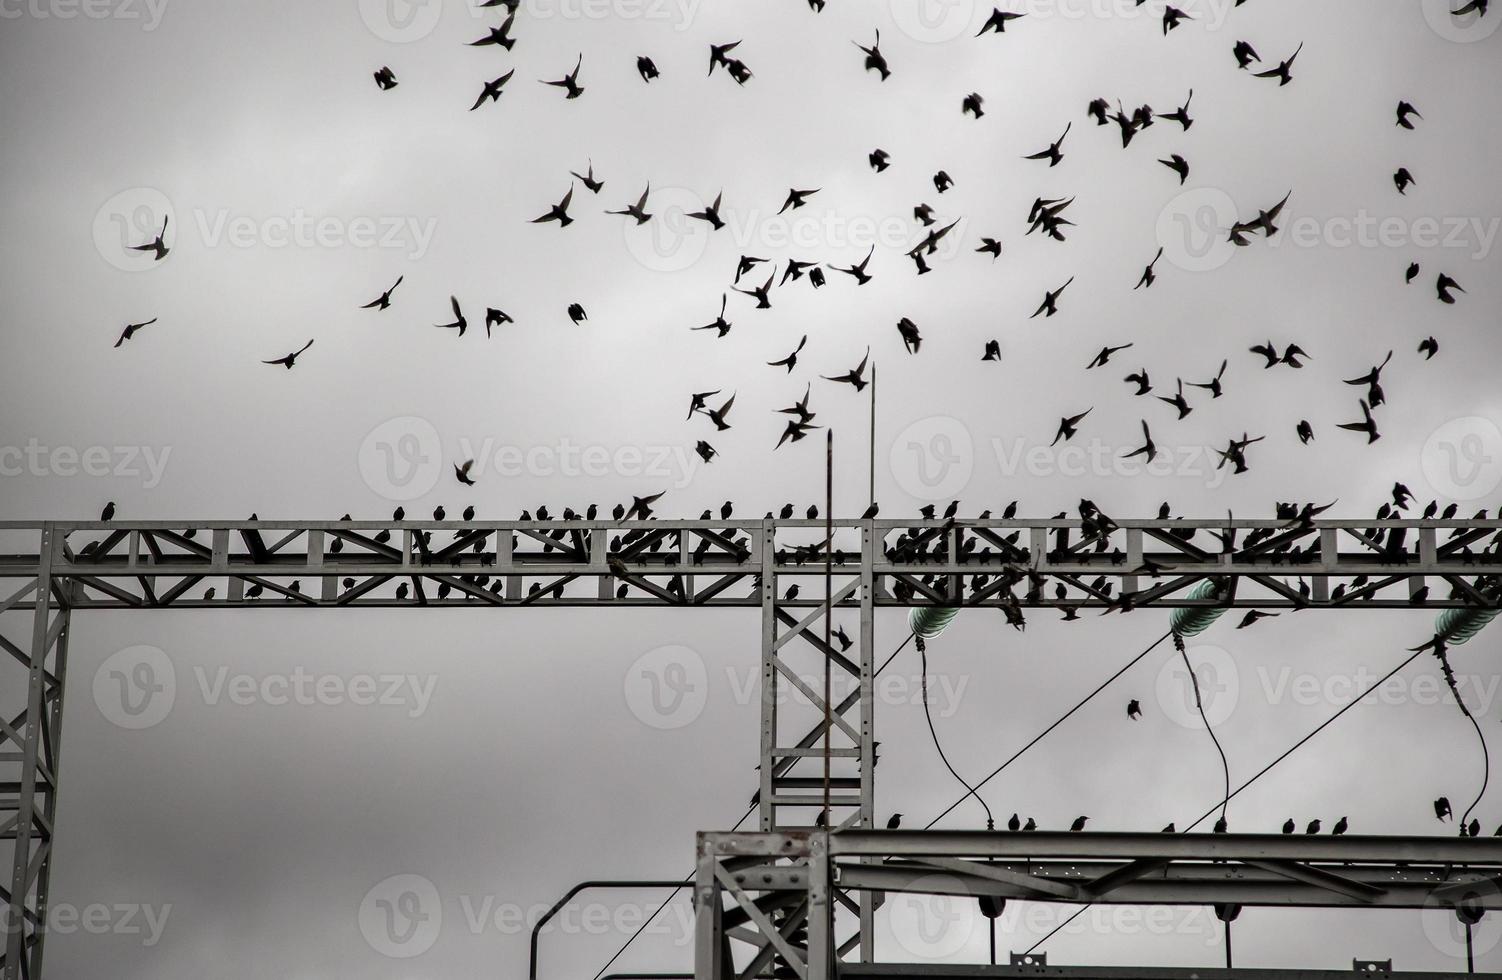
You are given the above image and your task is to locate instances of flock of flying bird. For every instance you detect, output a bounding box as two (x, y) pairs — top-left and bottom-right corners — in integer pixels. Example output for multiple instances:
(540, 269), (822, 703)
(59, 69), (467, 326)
(107, 0), (1484, 479)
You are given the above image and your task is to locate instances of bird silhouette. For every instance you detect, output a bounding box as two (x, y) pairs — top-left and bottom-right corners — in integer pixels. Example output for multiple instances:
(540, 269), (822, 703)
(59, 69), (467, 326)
(361, 276), (403, 310)
(531, 186), (574, 226)
(114, 318), (156, 347)
(262, 340), (314, 369)
(542, 54), (584, 99)
(470, 70), (515, 111)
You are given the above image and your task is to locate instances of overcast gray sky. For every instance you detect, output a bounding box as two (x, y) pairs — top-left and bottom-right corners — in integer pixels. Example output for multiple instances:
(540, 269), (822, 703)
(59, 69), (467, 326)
(3, 0), (1502, 976)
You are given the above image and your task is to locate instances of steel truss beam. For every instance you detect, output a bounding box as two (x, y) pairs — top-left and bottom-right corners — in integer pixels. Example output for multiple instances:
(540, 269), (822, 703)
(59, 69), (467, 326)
(844, 967), (1479, 980)
(695, 831), (1502, 980)
(0, 518), (1496, 611)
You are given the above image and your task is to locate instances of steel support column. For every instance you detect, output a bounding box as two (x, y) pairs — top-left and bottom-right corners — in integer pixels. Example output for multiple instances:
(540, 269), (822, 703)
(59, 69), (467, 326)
(2, 526), (70, 980)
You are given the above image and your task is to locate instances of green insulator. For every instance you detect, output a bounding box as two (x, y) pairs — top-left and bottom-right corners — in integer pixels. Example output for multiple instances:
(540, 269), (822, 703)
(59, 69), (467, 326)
(909, 605), (961, 640)
(1169, 580), (1227, 639)
(1434, 607), (1500, 647)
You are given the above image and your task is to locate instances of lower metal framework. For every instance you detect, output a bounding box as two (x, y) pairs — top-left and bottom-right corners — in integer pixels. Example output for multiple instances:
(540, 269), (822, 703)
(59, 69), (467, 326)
(694, 831), (1502, 979)
(0, 517), (1497, 979)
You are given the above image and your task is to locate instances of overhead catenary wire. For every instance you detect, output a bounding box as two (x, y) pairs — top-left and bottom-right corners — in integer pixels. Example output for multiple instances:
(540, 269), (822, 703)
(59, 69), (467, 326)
(923, 629), (1175, 830)
(1026, 643), (1429, 956)
(918, 634), (993, 829)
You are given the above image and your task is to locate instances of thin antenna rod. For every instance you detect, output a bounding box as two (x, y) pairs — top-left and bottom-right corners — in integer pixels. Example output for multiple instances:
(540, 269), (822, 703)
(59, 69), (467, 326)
(868, 363), (877, 508)
(824, 429), (834, 830)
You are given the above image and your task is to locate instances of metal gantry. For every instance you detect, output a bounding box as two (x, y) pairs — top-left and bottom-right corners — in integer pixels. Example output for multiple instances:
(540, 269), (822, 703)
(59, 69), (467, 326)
(0, 516), (1498, 979)
(695, 831), (1502, 980)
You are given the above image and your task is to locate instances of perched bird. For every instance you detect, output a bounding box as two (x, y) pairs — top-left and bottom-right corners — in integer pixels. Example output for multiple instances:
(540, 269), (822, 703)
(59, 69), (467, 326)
(100, 501), (116, 521)
(1282, 819), (1296, 834)
(1332, 816), (1348, 836)
(1070, 815), (1089, 832)
(886, 813), (902, 829)
(1007, 812), (1021, 831)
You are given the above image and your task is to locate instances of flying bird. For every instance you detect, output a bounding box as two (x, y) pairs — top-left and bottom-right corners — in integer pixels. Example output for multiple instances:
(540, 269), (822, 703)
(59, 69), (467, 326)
(570, 160), (603, 194)
(823, 348), (871, 391)
(636, 55), (660, 82)
(607, 183), (652, 225)
(542, 54), (584, 99)
(854, 29), (890, 80)
(1135, 248), (1164, 289)
(470, 70), (515, 110)
(1052, 408), (1092, 445)
(129, 216), (170, 261)
(362, 276), (403, 310)
(687, 191), (726, 230)
(114, 317), (156, 347)
(769, 336), (808, 372)
(435, 296), (468, 335)
(531, 186), (575, 226)
(1253, 42), (1304, 85)
(1023, 122), (1071, 167)
(1336, 400), (1381, 443)
(373, 66), (398, 90)
(262, 339), (314, 369)
(977, 7), (1025, 33)
(1030, 277), (1074, 318)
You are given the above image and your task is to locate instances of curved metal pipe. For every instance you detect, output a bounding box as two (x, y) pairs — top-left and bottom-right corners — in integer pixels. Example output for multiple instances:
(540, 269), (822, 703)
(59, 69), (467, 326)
(529, 880), (689, 980)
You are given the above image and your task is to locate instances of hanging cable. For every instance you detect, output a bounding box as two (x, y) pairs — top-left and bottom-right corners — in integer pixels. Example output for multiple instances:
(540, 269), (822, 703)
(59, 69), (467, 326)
(1174, 633), (1232, 825)
(1026, 643), (1428, 955)
(923, 629), (1174, 829)
(917, 634), (993, 828)
(590, 627), (922, 980)
(1429, 638), (1491, 830)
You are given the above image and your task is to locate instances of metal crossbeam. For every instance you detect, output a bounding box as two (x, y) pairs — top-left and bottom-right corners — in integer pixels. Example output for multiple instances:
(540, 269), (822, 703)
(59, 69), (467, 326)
(0, 518), (1496, 610)
(695, 831), (1502, 979)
